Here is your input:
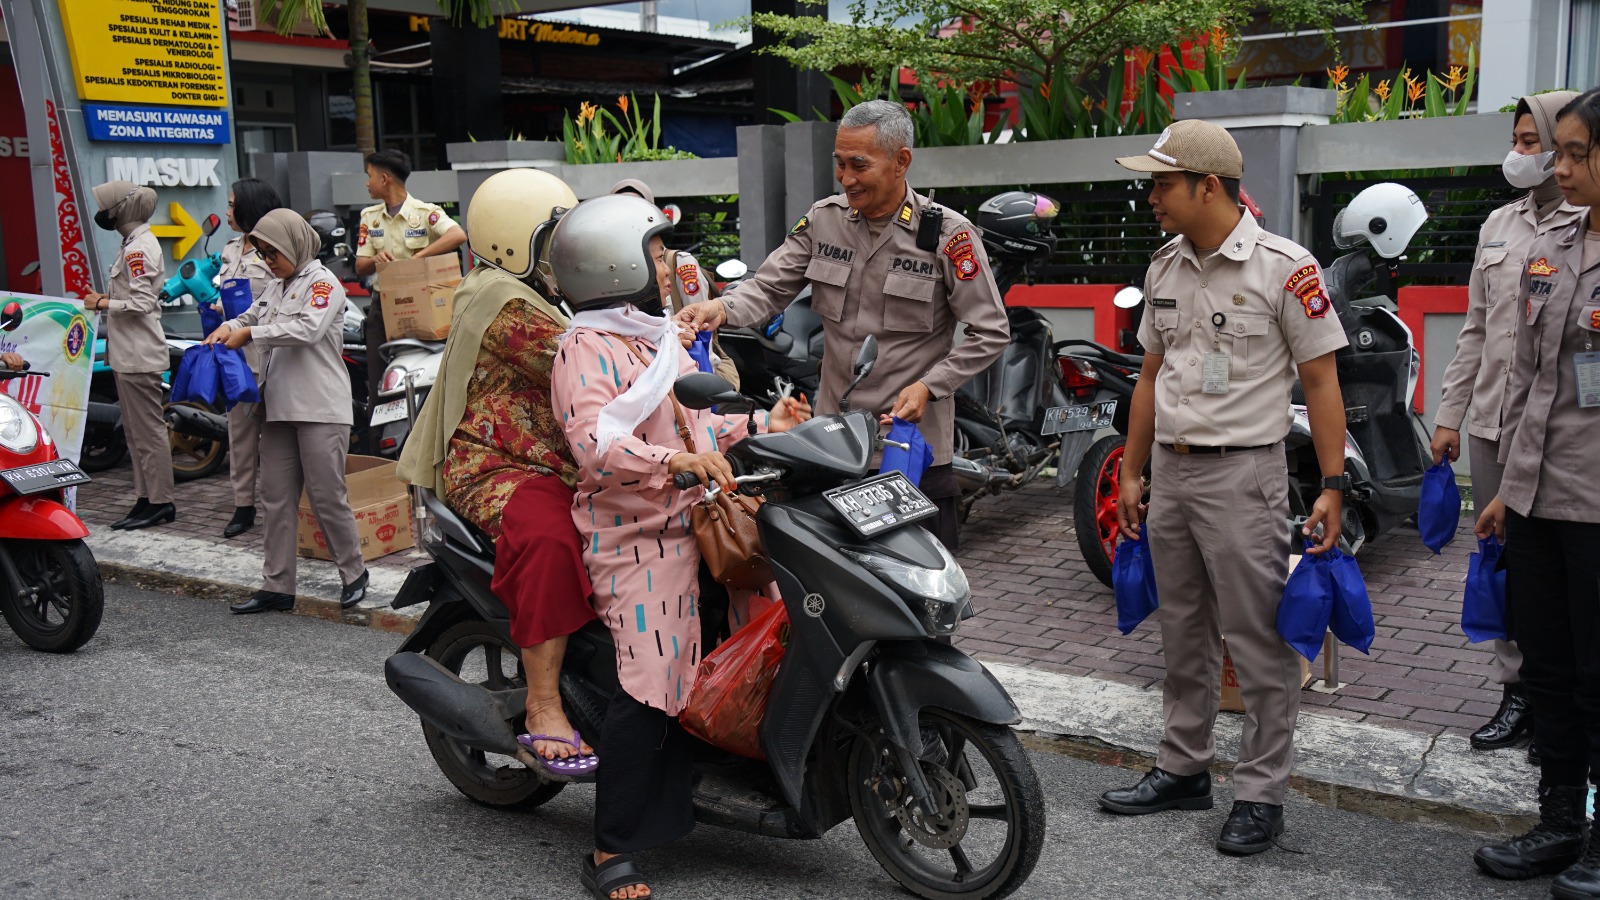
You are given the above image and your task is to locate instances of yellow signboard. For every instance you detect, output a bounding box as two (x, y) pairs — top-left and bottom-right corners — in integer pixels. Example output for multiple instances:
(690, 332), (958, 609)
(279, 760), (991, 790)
(60, 0), (227, 107)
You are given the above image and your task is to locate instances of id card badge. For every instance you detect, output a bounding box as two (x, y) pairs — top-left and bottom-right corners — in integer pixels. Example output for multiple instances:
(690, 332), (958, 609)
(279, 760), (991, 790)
(1575, 351), (1600, 408)
(1202, 351), (1231, 394)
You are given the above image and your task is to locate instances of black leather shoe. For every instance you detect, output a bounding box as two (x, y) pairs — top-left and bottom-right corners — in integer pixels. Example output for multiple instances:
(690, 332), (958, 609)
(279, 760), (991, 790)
(119, 502), (175, 530)
(1099, 767), (1213, 815)
(230, 591), (296, 614)
(1471, 683), (1532, 750)
(1553, 820), (1600, 899)
(339, 570), (370, 609)
(1474, 785), (1587, 879)
(223, 506), (256, 539)
(109, 498), (151, 530)
(1216, 801), (1285, 855)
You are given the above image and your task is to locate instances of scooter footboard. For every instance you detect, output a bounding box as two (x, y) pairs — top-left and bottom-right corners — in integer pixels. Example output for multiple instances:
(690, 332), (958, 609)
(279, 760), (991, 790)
(866, 641), (1021, 757)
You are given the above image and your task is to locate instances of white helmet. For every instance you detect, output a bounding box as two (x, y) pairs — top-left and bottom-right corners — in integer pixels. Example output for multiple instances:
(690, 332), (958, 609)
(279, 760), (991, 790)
(548, 194), (672, 312)
(1332, 182), (1427, 259)
(466, 168), (578, 281)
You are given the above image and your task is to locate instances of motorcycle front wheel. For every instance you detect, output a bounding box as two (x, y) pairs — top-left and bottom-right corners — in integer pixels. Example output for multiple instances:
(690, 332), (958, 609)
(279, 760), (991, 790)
(0, 538), (104, 653)
(849, 710), (1045, 899)
(421, 619), (566, 810)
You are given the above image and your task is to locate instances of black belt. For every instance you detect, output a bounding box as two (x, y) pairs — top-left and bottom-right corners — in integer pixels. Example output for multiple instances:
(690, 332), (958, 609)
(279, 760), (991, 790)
(1162, 443), (1274, 455)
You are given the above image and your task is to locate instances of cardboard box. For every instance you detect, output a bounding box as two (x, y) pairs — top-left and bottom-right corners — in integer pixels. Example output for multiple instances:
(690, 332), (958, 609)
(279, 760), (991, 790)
(296, 455), (415, 562)
(378, 255), (463, 341)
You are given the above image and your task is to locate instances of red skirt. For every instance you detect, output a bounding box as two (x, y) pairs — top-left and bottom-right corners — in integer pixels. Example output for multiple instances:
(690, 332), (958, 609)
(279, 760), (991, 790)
(490, 476), (596, 648)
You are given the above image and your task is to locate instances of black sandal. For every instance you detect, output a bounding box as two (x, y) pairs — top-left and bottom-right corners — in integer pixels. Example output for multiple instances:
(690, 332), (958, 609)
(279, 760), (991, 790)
(580, 852), (654, 899)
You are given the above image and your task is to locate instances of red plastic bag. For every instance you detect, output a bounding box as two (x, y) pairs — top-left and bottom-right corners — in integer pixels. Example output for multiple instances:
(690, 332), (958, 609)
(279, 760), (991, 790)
(680, 601), (789, 760)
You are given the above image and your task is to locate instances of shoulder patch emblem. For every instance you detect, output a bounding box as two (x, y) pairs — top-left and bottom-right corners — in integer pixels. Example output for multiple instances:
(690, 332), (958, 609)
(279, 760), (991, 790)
(790, 215), (809, 236)
(1591, 309), (1600, 330)
(899, 203), (913, 224)
(357, 223), (368, 247)
(1295, 278), (1329, 318)
(428, 210), (440, 226)
(943, 230), (979, 281)
(309, 280), (334, 310)
(676, 262), (701, 296)
(125, 251), (146, 278)
(1283, 263), (1318, 293)
(1528, 257), (1558, 277)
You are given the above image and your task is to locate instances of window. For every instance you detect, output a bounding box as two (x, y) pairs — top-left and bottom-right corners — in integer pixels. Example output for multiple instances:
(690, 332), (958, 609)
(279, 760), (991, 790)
(1573, 0), (1600, 91)
(323, 74), (438, 169)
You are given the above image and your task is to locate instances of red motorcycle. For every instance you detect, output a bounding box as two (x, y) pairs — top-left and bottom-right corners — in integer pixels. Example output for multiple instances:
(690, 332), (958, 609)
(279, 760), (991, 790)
(0, 302), (103, 652)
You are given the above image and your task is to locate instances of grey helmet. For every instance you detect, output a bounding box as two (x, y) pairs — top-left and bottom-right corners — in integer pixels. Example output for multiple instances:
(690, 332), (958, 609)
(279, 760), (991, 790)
(548, 193), (673, 311)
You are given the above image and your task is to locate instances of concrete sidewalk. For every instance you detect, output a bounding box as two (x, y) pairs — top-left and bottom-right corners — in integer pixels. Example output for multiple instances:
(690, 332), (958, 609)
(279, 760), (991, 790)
(77, 463), (1539, 831)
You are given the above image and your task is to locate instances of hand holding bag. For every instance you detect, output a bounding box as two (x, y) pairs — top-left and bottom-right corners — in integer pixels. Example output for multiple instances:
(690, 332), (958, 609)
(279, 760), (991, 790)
(880, 417), (934, 488)
(214, 346), (261, 410)
(1112, 524), (1159, 635)
(1326, 548), (1375, 654)
(1277, 541), (1335, 661)
(170, 344), (219, 406)
(1417, 462), (1462, 553)
(1462, 536), (1508, 642)
(680, 601), (790, 760)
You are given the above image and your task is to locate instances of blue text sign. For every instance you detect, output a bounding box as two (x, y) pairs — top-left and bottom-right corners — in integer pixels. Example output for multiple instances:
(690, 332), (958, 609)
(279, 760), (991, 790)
(83, 103), (230, 145)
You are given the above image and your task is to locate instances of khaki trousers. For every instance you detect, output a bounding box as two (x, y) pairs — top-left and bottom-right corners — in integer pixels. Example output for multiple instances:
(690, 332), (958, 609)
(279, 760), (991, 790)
(1468, 434), (1522, 685)
(113, 370), (174, 505)
(1147, 443), (1299, 805)
(259, 421), (364, 594)
(227, 401), (262, 509)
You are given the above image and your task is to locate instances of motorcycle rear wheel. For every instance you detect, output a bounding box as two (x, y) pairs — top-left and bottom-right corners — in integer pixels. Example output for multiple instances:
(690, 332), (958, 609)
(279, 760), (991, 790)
(80, 393), (127, 473)
(1073, 435), (1126, 589)
(849, 711), (1045, 899)
(421, 619), (566, 810)
(167, 400), (228, 482)
(0, 538), (104, 653)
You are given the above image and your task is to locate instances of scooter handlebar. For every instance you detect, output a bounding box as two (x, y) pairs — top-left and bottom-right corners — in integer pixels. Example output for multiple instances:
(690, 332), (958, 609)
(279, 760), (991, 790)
(672, 471), (703, 490)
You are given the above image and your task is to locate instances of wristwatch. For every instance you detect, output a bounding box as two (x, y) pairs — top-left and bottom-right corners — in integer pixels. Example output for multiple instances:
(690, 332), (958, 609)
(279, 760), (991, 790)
(1321, 474), (1351, 491)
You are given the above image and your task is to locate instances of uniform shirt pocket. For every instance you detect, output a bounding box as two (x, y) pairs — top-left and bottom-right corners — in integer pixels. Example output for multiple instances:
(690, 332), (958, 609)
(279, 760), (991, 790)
(1475, 246), (1510, 307)
(1227, 314), (1273, 379)
(805, 257), (851, 321)
(404, 228), (429, 250)
(1150, 310), (1181, 349)
(882, 272), (937, 333)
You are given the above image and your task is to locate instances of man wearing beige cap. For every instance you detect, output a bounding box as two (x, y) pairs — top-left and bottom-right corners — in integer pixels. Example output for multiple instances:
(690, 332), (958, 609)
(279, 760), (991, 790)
(1096, 119), (1350, 855)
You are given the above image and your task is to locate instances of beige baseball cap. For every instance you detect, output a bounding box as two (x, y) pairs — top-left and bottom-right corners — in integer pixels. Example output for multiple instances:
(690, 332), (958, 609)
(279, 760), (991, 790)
(1116, 119), (1243, 179)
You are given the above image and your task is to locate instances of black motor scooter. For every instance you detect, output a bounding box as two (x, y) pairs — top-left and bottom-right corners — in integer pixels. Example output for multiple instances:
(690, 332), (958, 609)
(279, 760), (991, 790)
(385, 339), (1045, 900)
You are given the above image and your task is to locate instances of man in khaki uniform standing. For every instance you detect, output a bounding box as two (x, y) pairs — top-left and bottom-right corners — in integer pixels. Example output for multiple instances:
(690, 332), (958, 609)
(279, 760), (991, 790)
(1099, 121), (1349, 855)
(678, 100), (1010, 550)
(83, 180), (176, 531)
(1430, 91), (1583, 755)
(355, 149), (466, 446)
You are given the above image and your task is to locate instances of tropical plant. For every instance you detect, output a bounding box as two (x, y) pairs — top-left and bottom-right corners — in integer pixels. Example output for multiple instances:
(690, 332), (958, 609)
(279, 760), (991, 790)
(262, 0), (517, 156)
(560, 94), (699, 165)
(1327, 48), (1478, 124)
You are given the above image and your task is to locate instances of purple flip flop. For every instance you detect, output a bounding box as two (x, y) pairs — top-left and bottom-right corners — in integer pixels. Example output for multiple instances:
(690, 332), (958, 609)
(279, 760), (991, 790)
(517, 731), (599, 782)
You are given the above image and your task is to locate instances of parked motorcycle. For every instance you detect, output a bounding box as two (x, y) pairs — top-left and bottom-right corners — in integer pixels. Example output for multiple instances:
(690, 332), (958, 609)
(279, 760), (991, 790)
(0, 304), (103, 653)
(385, 339), (1045, 899)
(368, 338), (442, 457)
(716, 259), (824, 407)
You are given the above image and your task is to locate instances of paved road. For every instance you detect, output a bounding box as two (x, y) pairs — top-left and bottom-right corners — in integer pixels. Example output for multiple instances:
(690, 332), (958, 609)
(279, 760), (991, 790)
(0, 586), (1552, 900)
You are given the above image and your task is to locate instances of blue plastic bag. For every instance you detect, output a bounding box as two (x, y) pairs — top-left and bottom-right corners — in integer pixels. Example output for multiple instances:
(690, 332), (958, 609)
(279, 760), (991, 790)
(214, 346), (260, 409)
(1277, 541), (1334, 661)
(1326, 548), (1375, 654)
(220, 277), (254, 319)
(880, 417), (933, 488)
(198, 303), (224, 338)
(1417, 462), (1462, 553)
(169, 344), (219, 406)
(1112, 524), (1159, 635)
(686, 329), (715, 375)
(1462, 537), (1508, 643)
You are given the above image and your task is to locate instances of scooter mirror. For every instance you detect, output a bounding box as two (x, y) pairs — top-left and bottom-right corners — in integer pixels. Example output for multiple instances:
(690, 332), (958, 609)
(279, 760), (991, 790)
(0, 300), (22, 332)
(1113, 286), (1144, 309)
(853, 334), (878, 377)
(673, 372), (744, 411)
(714, 259), (748, 281)
(202, 214), (222, 236)
(19, 262), (39, 277)
(333, 242), (352, 259)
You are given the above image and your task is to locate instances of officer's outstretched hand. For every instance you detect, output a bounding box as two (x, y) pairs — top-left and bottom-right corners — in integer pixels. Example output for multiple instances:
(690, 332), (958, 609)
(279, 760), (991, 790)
(676, 299), (726, 332)
(888, 382), (932, 423)
(1475, 496), (1507, 544)
(1302, 491), (1343, 555)
(222, 326), (253, 351)
(202, 323), (232, 345)
(1115, 474), (1145, 541)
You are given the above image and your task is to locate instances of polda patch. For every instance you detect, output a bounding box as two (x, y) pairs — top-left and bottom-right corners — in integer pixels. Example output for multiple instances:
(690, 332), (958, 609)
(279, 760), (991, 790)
(1283, 264), (1318, 293)
(1296, 279), (1329, 318)
(943, 230), (979, 281)
(676, 263), (701, 296)
(126, 251), (146, 277)
(310, 280), (334, 310)
(358, 223), (368, 246)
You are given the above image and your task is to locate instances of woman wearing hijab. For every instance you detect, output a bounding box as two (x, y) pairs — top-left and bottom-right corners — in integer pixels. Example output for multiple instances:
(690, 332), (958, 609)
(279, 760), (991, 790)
(216, 178), (285, 539)
(1430, 91), (1584, 757)
(84, 180), (175, 531)
(205, 209), (368, 614)
(549, 194), (808, 900)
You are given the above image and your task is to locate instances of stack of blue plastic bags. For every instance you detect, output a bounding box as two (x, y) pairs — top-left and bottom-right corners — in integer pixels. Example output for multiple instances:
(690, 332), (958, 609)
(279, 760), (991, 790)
(172, 278), (260, 411)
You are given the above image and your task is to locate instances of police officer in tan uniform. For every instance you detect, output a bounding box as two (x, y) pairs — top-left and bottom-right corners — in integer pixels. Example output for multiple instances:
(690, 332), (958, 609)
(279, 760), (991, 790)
(84, 180), (176, 531)
(208, 209), (367, 615)
(354, 149), (466, 442)
(1099, 120), (1349, 855)
(1431, 91), (1583, 754)
(678, 100), (1010, 550)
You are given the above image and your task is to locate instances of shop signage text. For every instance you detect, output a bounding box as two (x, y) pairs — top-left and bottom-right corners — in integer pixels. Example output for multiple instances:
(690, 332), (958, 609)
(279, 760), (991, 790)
(105, 156), (222, 187)
(84, 104), (229, 144)
(60, 0), (228, 108)
(408, 15), (601, 47)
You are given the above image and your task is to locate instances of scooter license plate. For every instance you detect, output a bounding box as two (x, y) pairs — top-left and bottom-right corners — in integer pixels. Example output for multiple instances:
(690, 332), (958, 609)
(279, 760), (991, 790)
(823, 472), (938, 539)
(0, 459), (90, 495)
(369, 398), (408, 426)
(1042, 400), (1117, 435)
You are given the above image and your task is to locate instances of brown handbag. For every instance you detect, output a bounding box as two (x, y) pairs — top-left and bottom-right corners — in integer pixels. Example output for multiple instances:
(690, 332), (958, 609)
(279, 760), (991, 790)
(616, 335), (775, 590)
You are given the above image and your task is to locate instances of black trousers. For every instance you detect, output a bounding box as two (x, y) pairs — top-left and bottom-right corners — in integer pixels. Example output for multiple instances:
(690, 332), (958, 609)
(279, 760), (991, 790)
(1506, 511), (1600, 789)
(593, 690), (695, 854)
(918, 463), (960, 554)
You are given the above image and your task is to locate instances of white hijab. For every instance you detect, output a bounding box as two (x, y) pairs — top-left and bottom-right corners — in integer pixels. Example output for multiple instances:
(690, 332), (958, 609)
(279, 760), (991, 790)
(563, 305), (681, 454)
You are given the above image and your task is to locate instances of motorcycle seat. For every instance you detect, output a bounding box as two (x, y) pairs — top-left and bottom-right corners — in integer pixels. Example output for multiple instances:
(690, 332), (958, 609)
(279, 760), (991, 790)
(379, 339), (446, 363)
(419, 489), (496, 559)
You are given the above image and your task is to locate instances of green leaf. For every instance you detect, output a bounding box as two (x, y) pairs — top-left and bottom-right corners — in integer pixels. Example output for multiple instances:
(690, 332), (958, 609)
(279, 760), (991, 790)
(768, 108), (804, 123)
(1424, 73), (1445, 118)
(1453, 46), (1478, 116)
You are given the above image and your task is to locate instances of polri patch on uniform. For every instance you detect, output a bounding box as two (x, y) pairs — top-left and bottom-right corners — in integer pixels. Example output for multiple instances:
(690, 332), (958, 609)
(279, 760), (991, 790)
(943, 230), (980, 281)
(1283, 264), (1318, 293)
(676, 262), (701, 296)
(1528, 257), (1558, 277)
(310, 280), (334, 310)
(790, 215), (809, 236)
(1149, 297), (1178, 308)
(428, 210), (440, 226)
(1296, 278), (1330, 318)
(126, 251), (146, 277)
(358, 223), (368, 246)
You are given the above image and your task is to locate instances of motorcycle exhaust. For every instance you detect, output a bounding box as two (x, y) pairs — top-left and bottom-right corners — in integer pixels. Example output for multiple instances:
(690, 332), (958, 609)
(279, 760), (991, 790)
(86, 401), (121, 427)
(164, 403), (229, 442)
(384, 651), (525, 756)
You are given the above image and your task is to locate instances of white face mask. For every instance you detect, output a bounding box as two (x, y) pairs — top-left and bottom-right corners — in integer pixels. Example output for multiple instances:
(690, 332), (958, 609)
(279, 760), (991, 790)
(1503, 148), (1556, 189)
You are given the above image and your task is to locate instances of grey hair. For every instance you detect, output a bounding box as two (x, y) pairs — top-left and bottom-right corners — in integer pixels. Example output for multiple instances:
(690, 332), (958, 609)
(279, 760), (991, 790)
(840, 100), (915, 152)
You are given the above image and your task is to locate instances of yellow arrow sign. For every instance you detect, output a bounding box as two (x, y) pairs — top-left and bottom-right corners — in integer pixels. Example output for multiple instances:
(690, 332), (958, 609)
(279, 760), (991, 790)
(150, 201), (201, 259)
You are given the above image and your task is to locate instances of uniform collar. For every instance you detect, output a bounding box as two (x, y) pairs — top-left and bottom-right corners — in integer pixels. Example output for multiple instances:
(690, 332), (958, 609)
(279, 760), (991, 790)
(385, 193), (419, 220)
(1177, 209), (1257, 266)
(846, 182), (918, 228)
(122, 222), (151, 246)
(1555, 216), (1590, 249)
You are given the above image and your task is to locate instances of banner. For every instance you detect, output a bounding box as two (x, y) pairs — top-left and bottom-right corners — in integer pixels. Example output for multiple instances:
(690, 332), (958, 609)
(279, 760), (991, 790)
(0, 293), (96, 465)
